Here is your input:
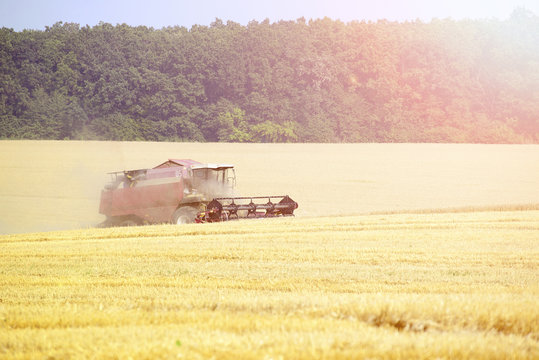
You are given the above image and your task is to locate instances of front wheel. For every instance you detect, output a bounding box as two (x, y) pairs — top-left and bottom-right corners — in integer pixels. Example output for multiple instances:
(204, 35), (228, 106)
(172, 206), (198, 224)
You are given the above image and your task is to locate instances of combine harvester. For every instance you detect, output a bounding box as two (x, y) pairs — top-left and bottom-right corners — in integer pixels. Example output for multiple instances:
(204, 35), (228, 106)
(99, 159), (298, 226)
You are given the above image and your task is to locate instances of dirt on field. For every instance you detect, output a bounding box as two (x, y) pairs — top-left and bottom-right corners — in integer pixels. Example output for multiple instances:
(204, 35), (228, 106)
(1, 141), (538, 234)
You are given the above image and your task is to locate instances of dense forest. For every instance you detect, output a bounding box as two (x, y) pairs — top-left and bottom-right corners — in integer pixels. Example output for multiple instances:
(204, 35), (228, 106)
(1, 9), (538, 143)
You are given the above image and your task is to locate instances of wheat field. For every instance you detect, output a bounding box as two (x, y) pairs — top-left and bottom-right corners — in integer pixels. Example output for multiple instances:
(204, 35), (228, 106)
(1, 141), (539, 234)
(1, 211), (538, 359)
(0, 141), (538, 358)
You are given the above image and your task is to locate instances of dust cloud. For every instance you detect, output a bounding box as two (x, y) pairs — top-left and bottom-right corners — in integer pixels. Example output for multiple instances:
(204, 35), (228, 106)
(0, 141), (121, 234)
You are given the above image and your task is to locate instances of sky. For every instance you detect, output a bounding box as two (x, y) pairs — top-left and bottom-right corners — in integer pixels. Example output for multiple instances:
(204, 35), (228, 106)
(1, 0), (538, 31)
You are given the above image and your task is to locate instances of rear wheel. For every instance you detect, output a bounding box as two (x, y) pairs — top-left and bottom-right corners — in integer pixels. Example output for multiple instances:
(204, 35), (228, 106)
(102, 216), (140, 227)
(173, 206), (198, 224)
(118, 215), (141, 227)
(119, 219), (138, 227)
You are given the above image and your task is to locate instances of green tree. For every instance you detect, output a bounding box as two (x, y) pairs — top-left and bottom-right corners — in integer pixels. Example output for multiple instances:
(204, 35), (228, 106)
(19, 88), (86, 139)
(217, 107), (252, 142)
(1, 15), (538, 143)
(251, 121), (298, 142)
(89, 113), (140, 141)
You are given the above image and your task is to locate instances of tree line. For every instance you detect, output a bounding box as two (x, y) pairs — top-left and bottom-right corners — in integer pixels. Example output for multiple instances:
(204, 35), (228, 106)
(1, 9), (538, 143)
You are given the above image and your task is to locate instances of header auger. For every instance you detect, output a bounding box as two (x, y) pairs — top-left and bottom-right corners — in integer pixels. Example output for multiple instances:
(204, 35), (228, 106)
(99, 159), (298, 227)
(195, 195), (298, 223)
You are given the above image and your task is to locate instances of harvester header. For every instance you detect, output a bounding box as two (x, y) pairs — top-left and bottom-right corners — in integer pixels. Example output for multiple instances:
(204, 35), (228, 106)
(196, 195), (298, 223)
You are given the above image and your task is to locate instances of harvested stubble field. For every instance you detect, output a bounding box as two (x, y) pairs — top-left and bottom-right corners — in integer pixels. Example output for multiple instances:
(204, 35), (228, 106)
(0, 211), (538, 359)
(0, 141), (539, 358)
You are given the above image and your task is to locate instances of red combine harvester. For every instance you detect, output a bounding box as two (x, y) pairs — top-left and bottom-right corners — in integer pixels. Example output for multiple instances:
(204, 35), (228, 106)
(99, 159), (298, 226)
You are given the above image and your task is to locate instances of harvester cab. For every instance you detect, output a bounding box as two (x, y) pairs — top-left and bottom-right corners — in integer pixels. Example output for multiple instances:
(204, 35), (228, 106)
(186, 164), (236, 199)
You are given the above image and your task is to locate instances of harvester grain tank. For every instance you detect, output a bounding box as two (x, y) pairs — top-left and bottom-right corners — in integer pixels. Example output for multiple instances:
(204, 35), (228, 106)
(99, 159), (298, 226)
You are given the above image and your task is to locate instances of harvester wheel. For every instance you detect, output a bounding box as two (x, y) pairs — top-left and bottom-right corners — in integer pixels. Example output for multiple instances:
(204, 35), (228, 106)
(119, 219), (139, 227)
(173, 206), (198, 224)
(220, 211), (229, 222)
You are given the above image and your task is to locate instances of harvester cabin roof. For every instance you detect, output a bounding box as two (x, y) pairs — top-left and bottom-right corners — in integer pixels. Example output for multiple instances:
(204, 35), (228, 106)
(153, 159), (202, 169)
(154, 159), (234, 170)
(191, 164), (234, 170)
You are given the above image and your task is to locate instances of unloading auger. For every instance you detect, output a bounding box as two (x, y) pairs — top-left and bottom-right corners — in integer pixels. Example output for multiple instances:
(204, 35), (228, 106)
(195, 195), (298, 223)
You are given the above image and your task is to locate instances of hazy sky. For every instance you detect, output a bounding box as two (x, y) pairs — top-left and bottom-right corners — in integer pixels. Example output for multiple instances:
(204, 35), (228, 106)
(1, 0), (538, 30)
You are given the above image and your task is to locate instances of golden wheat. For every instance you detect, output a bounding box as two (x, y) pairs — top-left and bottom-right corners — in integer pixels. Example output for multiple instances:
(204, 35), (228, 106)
(1, 141), (539, 234)
(1, 210), (538, 359)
